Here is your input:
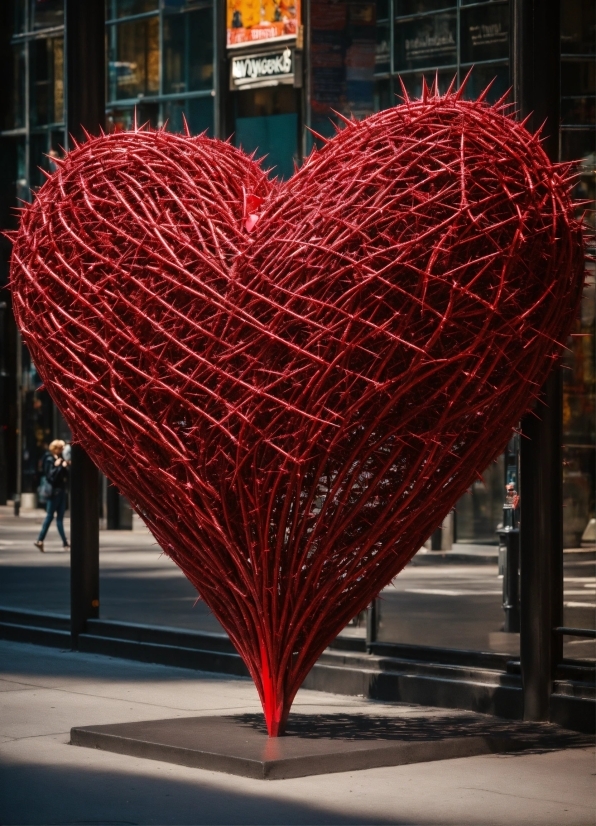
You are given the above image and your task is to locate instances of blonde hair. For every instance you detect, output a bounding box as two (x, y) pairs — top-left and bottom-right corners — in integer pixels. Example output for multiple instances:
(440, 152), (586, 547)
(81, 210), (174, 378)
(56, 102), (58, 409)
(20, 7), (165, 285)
(49, 439), (65, 453)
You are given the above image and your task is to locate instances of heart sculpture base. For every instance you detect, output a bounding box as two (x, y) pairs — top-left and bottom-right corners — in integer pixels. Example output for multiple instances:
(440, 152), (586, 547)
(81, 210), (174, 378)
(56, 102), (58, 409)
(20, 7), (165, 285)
(70, 712), (591, 780)
(11, 81), (585, 736)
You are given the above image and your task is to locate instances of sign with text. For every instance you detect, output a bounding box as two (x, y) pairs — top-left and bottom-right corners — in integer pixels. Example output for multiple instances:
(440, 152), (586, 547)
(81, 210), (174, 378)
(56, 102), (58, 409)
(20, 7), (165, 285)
(227, 0), (300, 48)
(230, 47), (294, 89)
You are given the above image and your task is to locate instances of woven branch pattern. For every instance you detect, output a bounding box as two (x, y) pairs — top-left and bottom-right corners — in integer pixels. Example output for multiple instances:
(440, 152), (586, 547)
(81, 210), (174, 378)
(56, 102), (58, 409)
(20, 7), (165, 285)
(11, 83), (585, 735)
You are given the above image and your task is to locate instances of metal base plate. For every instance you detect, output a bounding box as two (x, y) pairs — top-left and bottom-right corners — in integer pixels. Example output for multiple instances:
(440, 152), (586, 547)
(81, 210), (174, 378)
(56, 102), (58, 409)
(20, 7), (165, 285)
(70, 712), (590, 780)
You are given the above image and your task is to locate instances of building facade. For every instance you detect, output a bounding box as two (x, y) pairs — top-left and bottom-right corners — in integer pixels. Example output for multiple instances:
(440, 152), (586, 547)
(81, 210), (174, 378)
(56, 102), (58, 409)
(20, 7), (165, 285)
(0, 0), (594, 652)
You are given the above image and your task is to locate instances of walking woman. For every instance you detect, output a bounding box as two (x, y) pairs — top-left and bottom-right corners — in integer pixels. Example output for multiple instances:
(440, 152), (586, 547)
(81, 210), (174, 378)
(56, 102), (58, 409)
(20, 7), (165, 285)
(34, 440), (70, 552)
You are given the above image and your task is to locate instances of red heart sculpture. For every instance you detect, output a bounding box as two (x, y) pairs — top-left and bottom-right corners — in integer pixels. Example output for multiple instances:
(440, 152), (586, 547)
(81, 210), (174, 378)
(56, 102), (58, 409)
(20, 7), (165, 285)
(11, 87), (584, 735)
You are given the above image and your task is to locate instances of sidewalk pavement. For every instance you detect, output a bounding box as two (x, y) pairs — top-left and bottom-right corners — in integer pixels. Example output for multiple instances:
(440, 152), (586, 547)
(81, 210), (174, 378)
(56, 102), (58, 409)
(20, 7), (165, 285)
(0, 639), (594, 826)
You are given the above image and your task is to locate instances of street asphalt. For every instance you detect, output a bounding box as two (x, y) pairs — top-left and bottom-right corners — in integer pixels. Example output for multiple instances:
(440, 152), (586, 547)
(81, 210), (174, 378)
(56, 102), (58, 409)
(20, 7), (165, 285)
(1, 505), (594, 658)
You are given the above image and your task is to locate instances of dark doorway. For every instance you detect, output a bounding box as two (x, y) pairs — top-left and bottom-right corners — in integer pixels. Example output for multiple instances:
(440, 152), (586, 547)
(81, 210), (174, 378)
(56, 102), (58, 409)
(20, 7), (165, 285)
(232, 85), (300, 181)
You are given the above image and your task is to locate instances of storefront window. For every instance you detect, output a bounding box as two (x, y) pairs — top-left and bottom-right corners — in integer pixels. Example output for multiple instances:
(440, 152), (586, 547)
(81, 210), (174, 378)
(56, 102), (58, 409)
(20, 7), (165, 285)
(5, 45), (26, 131)
(106, 103), (159, 131)
(29, 36), (64, 127)
(394, 12), (457, 71)
(163, 4), (214, 94)
(459, 2), (508, 64)
(310, 0), (376, 143)
(398, 68), (453, 97)
(108, 17), (159, 101)
(31, 0), (63, 30)
(163, 96), (213, 136)
(458, 63), (509, 102)
(107, 0), (159, 20)
(21, 347), (54, 495)
(13, 0), (27, 33)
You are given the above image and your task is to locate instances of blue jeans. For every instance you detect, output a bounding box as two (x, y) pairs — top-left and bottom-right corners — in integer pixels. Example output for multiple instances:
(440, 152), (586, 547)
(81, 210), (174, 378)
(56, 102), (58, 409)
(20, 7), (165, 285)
(38, 489), (68, 544)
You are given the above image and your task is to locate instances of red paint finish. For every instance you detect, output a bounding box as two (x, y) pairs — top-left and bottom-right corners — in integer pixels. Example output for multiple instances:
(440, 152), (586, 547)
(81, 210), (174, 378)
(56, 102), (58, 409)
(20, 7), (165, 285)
(10, 83), (585, 736)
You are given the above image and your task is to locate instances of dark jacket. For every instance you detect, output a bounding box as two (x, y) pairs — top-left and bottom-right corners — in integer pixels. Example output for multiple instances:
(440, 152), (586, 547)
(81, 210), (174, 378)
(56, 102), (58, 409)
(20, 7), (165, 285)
(43, 452), (69, 491)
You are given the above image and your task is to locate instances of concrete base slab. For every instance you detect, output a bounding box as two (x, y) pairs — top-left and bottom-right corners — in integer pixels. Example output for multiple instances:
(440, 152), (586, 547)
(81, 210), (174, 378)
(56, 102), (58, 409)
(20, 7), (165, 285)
(71, 712), (591, 780)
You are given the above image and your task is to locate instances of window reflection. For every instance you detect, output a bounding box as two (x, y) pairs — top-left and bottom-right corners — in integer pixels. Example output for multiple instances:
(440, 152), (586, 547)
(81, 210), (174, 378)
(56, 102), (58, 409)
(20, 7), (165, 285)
(561, 59), (596, 97)
(106, 103), (159, 132)
(460, 3), (508, 64)
(29, 37), (64, 127)
(397, 69), (454, 98)
(459, 63), (509, 103)
(395, 13), (457, 71)
(6, 46), (26, 131)
(456, 457), (504, 546)
(374, 78), (392, 111)
(108, 17), (159, 101)
(376, 21), (391, 74)
(107, 0), (158, 19)
(31, 0), (64, 30)
(13, 0), (27, 33)
(163, 5), (214, 95)
(561, 0), (596, 55)
(163, 96), (214, 135)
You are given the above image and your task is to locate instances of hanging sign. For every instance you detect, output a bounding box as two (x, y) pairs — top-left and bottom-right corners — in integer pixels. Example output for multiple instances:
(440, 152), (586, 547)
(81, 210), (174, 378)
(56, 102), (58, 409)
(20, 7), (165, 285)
(227, 0), (301, 48)
(230, 47), (295, 89)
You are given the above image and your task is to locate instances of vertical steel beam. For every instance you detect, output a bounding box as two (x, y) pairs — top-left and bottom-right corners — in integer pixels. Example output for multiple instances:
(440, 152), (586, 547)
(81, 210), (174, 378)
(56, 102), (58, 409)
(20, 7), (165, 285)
(65, 0), (105, 646)
(512, 0), (563, 721)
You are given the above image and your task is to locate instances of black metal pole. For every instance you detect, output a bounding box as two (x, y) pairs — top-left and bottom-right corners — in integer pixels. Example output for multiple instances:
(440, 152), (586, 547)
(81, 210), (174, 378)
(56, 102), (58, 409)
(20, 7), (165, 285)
(366, 599), (379, 652)
(70, 444), (100, 643)
(213, 0), (227, 139)
(512, 0), (563, 722)
(65, 0), (105, 647)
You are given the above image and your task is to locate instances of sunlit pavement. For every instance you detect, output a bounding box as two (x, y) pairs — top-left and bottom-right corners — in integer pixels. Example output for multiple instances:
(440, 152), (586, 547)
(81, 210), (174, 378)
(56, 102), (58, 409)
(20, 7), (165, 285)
(0, 639), (594, 826)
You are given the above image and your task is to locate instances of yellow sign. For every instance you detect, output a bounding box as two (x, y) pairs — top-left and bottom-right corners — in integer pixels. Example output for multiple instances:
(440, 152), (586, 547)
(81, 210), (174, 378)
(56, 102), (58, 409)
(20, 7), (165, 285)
(227, 0), (300, 48)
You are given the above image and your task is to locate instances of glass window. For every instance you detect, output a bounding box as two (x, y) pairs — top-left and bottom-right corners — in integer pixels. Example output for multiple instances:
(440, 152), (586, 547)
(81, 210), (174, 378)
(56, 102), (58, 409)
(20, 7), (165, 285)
(376, 20), (391, 74)
(396, 69), (455, 98)
(455, 457), (504, 545)
(163, 96), (214, 135)
(14, 138), (28, 204)
(374, 77), (392, 111)
(163, 5), (214, 95)
(309, 0), (375, 142)
(106, 102), (159, 132)
(377, 0), (390, 20)
(53, 37), (64, 123)
(29, 132), (49, 190)
(107, 0), (158, 19)
(376, 556), (518, 654)
(458, 63), (509, 104)
(561, 58), (596, 97)
(395, 0), (456, 16)
(108, 17), (159, 101)
(29, 37), (64, 127)
(561, 96), (596, 126)
(5, 46), (26, 131)
(395, 13), (457, 71)
(460, 3), (508, 64)
(561, 0), (596, 55)
(31, 0), (64, 30)
(560, 128), (596, 161)
(13, 0), (27, 33)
